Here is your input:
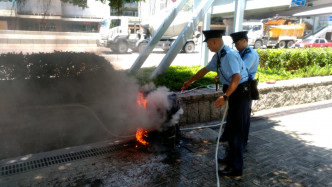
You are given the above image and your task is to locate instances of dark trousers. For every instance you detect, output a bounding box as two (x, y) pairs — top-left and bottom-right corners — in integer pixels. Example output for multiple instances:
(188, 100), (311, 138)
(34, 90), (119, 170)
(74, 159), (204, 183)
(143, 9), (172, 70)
(222, 84), (250, 171)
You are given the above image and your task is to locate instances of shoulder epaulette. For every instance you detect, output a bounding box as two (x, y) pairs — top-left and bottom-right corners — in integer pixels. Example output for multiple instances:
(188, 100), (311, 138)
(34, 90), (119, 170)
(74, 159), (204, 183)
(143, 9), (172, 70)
(241, 48), (251, 58)
(220, 49), (227, 57)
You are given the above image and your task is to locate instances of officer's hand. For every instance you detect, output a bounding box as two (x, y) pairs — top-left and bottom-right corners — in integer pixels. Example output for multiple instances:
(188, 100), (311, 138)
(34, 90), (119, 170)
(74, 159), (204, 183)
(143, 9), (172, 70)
(181, 80), (192, 91)
(214, 96), (225, 108)
(214, 76), (219, 83)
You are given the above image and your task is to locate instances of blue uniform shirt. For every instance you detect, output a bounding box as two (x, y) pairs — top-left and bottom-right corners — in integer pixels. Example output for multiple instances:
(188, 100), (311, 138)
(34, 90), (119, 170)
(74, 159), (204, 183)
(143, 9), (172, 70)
(205, 45), (248, 85)
(239, 45), (259, 79)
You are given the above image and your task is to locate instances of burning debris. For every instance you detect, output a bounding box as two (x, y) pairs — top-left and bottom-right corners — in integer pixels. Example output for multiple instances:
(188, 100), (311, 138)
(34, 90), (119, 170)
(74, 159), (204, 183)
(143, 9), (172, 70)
(137, 93), (147, 109)
(134, 86), (183, 150)
(136, 128), (149, 146)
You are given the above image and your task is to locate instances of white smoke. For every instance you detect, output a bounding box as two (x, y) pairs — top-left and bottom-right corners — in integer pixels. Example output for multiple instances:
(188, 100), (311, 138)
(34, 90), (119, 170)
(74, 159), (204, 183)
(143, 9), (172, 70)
(144, 86), (172, 129)
(169, 108), (184, 127)
(99, 78), (183, 138)
(131, 86), (182, 132)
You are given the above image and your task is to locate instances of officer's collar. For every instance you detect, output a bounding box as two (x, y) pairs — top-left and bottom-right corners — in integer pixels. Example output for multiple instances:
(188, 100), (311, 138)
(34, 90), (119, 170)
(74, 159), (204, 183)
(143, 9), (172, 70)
(239, 45), (250, 55)
(217, 45), (225, 56)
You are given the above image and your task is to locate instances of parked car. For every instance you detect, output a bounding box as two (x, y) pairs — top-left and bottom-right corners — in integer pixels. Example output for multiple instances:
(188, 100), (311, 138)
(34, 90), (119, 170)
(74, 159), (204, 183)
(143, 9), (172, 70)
(295, 38), (332, 48)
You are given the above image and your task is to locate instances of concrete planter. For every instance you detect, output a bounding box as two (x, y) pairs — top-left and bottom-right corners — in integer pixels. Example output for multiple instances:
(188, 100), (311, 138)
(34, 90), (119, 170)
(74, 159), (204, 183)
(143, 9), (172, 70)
(177, 76), (332, 126)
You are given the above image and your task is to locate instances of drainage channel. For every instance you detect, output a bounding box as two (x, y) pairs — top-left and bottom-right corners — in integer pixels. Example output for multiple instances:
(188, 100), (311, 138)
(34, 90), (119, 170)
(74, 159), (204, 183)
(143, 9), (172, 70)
(0, 140), (134, 177)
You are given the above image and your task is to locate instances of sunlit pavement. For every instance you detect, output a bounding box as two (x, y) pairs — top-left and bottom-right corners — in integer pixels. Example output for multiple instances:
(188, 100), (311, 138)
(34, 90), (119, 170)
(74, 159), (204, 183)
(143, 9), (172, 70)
(1, 100), (332, 186)
(98, 47), (206, 70)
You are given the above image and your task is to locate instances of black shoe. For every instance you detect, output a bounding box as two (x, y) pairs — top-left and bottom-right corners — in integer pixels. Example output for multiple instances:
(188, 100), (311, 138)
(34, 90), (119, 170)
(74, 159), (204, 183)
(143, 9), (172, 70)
(218, 167), (243, 176)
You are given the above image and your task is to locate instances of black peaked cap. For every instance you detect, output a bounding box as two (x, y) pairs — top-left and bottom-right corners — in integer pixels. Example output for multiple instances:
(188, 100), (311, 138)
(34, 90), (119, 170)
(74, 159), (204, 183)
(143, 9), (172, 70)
(230, 31), (248, 43)
(202, 30), (225, 42)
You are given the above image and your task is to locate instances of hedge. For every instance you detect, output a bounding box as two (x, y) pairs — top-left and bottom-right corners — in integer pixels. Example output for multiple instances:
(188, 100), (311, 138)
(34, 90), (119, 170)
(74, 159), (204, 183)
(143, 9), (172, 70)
(0, 52), (113, 80)
(0, 52), (136, 106)
(257, 48), (332, 71)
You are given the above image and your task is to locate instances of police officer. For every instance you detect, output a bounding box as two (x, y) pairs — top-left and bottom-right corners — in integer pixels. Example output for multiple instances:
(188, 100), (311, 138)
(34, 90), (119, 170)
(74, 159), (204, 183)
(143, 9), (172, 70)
(182, 30), (250, 176)
(230, 31), (259, 146)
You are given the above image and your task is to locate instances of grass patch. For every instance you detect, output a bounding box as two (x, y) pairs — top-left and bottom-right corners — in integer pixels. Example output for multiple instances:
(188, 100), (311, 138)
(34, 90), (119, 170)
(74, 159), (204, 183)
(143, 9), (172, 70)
(132, 65), (217, 91)
(131, 48), (332, 91)
(132, 64), (332, 91)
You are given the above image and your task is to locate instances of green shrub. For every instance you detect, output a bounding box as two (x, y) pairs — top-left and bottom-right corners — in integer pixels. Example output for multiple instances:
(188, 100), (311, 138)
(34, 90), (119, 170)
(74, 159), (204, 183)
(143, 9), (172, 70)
(0, 52), (112, 80)
(256, 48), (332, 70)
(0, 52), (117, 106)
(258, 49), (284, 69)
(288, 50), (308, 70)
(132, 66), (217, 91)
(152, 48), (332, 91)
(0, 53), (26, 80)
(256, 49), (268, 68)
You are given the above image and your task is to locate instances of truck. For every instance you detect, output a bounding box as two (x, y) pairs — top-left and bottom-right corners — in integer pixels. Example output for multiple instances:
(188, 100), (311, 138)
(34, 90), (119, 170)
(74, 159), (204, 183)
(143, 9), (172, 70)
(97, 14), (200, 54)
(97, 16), (140, 53)
(243, 16), (306, 49)
(128, 12), (200, 53)
(294, 37), (332, 48)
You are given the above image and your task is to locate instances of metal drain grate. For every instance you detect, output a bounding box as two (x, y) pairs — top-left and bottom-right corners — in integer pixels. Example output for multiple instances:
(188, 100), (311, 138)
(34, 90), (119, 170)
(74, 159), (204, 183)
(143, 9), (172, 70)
(1, 142), (132, 177)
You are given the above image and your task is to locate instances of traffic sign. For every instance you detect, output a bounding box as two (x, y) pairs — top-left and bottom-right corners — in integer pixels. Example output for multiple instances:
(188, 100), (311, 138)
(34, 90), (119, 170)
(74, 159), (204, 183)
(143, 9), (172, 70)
(291, 0), (306, 6)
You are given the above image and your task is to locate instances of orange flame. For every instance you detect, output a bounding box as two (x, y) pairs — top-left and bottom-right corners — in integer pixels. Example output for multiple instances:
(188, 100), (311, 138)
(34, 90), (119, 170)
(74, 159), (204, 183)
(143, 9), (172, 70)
(137, 92), (147, 108)
(136, 128), (149, 145)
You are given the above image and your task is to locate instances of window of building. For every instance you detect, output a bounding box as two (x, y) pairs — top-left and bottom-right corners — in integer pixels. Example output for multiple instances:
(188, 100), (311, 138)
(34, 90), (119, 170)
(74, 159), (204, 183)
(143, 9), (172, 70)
(20, 19), (56, 31)
(110, 19), (121, 28)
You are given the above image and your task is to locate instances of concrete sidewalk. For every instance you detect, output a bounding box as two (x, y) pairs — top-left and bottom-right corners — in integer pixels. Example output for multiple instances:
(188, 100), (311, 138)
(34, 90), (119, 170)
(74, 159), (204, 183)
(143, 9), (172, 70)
(1, 100), (332, 186)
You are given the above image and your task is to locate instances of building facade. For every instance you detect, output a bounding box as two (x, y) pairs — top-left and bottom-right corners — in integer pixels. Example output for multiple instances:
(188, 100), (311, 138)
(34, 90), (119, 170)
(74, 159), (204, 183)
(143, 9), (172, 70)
(0, 0), (110, 32)
(0, 0), (193, 33)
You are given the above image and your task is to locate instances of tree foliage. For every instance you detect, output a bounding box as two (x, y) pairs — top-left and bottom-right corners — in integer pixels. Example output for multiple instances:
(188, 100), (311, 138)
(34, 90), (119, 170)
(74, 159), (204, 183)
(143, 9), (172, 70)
(98, 0), (144, 9)
(61, 0), (89, 8)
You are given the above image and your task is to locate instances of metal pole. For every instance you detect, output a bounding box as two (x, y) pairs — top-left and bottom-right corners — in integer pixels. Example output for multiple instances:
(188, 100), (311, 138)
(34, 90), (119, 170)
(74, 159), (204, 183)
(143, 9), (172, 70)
(233, 0), (246, 32)
(150, 0), (214, 79)
(128, 0), (189, 73)
(201, 7), (211, 67)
